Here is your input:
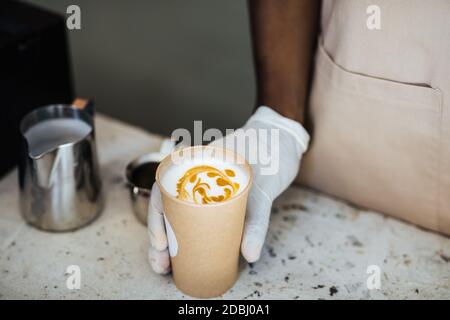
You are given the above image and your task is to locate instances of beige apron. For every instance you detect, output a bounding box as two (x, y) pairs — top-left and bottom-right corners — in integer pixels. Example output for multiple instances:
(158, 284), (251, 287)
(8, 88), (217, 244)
(299, 0), (450, 235)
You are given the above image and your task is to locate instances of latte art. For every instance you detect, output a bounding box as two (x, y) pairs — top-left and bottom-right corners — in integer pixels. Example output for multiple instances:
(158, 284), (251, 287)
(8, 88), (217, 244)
(176, 166), (240, 204)
(159, 152), (249, 205)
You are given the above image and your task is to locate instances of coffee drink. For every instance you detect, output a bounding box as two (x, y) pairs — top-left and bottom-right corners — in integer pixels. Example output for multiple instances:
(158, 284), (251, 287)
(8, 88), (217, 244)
(160, 157), (249, 204)
(156, 146), (252, 297)
(156, 146), (253, 298)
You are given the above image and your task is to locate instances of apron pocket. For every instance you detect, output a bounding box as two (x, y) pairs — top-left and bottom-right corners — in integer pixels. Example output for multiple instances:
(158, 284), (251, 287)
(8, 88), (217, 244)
(300, 43), (443, 231)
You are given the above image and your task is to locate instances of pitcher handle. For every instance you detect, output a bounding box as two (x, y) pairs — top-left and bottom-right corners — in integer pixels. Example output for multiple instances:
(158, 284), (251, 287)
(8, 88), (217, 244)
(72, 98), (95, 117)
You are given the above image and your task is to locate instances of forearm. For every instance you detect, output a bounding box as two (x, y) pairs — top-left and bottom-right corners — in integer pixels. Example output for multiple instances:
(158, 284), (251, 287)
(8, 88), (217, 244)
(248, 0), (320, 124)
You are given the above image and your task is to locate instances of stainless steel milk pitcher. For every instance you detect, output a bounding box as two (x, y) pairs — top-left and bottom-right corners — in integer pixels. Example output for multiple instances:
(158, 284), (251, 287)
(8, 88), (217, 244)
(18, 99), (104, 232)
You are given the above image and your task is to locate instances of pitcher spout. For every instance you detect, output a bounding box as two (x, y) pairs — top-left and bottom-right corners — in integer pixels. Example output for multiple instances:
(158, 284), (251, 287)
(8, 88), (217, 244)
(32, 148), (61, 188)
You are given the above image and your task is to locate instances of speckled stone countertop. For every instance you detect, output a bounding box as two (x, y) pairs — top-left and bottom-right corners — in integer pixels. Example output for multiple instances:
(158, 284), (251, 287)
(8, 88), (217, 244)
(0, 115), (449, 300)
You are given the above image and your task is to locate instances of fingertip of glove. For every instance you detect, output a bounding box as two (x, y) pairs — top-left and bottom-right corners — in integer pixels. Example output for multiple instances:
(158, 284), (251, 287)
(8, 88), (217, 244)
(241, 239), (263, 263)
(149, 233), (168, 251)
(148, 247), (171, 275)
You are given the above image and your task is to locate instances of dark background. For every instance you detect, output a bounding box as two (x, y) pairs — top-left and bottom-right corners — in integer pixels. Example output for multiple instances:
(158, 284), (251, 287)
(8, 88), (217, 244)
(25, 0), (256, 136)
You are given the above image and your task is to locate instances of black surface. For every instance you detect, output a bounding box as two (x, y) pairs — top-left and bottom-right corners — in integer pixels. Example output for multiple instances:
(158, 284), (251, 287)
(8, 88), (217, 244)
(0, 0), (74, 177)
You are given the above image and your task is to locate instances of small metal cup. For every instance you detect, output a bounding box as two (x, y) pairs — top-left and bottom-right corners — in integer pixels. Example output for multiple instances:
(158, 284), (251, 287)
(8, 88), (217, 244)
(125, 139), (177, 225)
(125, 154), (161, 225)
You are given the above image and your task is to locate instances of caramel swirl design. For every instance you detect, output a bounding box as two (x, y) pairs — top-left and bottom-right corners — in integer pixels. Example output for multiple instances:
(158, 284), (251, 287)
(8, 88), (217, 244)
(176, 165), (240, 204)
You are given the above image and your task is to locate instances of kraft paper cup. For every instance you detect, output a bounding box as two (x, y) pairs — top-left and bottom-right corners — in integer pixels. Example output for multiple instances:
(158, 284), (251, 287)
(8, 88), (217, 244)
(156, 146), (252, 298)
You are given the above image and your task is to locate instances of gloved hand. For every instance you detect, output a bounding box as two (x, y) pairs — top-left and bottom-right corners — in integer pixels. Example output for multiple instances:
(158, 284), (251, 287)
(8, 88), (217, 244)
(148, 106), (310, 274)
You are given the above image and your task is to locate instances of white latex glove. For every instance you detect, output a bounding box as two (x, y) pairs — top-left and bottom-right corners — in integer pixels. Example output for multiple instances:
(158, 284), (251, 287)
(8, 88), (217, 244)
(148, 106), (310, 274)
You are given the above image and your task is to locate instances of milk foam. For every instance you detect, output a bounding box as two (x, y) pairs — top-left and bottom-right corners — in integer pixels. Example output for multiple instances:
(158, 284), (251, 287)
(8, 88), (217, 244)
(161, 156), (249, 204)
(25, 118), (92, 157)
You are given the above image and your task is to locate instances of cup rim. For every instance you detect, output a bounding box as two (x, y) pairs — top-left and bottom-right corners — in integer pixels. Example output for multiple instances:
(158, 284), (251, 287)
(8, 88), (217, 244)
(156, 145), (253, 208)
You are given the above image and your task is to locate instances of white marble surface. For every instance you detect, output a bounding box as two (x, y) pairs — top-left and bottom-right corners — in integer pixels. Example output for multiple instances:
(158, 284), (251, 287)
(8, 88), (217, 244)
(0, 115), (449, 300)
